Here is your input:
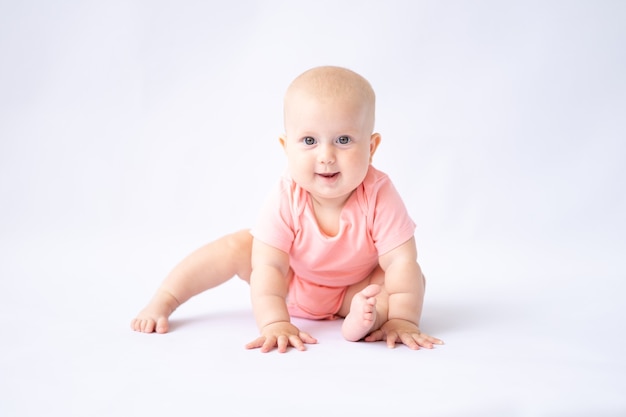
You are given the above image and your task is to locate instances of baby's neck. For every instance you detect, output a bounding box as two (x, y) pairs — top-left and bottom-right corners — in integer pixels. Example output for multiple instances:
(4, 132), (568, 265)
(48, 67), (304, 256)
(310, 191), (354, 237)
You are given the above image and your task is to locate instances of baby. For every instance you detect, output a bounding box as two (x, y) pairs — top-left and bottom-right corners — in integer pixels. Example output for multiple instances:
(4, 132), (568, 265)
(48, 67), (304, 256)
(131, 66), (443, 352)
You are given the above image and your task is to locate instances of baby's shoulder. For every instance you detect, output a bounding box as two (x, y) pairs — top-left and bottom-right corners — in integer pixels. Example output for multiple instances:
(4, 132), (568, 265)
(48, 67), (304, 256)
(361, 165), (394, 193)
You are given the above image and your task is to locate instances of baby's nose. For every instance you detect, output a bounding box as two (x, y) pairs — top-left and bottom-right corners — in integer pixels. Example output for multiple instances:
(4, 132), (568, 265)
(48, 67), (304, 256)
(317, 144), (335, 164)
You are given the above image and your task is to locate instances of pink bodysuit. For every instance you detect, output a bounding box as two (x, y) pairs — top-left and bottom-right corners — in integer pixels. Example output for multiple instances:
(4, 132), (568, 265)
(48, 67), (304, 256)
(251, 165), (416, 320)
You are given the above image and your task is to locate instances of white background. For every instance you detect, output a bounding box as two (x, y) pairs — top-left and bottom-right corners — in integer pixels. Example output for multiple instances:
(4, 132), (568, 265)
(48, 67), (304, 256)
(1, 1), (625, 416)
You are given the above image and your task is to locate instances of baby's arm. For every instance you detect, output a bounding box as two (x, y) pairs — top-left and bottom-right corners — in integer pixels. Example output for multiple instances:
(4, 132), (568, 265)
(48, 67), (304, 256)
(245, 239), (317, 353)
(365, 237), (443, 349)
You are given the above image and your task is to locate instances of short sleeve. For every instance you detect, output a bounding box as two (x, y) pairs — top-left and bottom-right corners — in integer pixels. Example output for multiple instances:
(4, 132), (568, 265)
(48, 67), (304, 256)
(250, 179), (295, 254)
(370, 176), (416, 255)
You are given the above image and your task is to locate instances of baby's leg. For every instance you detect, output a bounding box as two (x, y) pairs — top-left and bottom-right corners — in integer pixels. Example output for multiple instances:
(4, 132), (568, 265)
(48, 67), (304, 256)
(131, 229), (253, 333)
(131, 288), (181, 334)
(340, 267), (388, 342)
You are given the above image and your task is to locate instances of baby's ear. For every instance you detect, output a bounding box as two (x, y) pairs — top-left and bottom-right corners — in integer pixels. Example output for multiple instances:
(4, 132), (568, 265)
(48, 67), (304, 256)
(369, 133), (381, 161)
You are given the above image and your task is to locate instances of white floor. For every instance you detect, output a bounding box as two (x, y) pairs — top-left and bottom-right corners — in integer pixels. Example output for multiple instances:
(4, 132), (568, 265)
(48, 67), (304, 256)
(1, 234), (624, 416)
(1, 1), (625, 416)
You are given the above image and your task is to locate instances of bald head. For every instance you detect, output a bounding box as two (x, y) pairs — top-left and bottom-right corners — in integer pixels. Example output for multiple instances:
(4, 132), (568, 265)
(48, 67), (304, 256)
(284, 66), (376, 133)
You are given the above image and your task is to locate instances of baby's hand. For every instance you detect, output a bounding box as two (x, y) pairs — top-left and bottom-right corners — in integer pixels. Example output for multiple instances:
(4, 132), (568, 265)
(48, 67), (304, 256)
(364, 318), (444, 350)
(245, 321), (318, 353)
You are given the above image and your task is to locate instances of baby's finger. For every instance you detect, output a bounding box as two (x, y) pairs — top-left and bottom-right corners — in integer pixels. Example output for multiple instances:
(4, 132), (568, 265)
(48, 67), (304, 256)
(289, 335), (306, 351)
(245, 336), (265, 350)
(277, 335), (289, 353)
(430, 336), (445, 345)
(364, 329), (383, 342)
(420, 333), (444, 347)
(298, 331), (318, 345)
(261, 336), (278, 353)
(385, 330), (399, 348)
(400, 332), (421, 350)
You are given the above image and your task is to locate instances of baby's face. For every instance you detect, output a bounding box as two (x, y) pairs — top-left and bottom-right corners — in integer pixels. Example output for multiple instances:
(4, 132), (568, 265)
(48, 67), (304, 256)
(280, 92), (379, 207)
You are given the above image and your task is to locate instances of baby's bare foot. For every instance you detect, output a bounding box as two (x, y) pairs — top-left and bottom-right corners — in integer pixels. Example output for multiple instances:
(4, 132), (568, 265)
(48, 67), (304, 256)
(342, 284), (381, 342)
(130, 290), (179, 334)
(131, 309), (170, 333)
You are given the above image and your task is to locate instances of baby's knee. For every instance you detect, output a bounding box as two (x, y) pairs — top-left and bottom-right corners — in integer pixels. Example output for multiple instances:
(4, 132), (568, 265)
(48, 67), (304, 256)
(226, 229), (253, 281)
(226, 229), (253, 253)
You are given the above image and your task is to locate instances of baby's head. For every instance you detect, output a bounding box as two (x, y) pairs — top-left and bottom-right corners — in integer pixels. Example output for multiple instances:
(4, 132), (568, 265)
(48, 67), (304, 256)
(280, 66), (381, 205)
(283, 66), (376, 134)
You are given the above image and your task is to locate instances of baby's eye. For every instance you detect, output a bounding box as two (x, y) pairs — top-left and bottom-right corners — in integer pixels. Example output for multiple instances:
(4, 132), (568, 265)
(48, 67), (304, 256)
(337, 136), (351, 145)
(303, 137), (316, 145)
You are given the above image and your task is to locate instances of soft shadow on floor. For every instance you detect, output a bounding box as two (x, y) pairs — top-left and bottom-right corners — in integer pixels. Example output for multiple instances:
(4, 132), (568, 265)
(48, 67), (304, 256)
(421, 299), (523, 335)
(167, 309), (254, 333)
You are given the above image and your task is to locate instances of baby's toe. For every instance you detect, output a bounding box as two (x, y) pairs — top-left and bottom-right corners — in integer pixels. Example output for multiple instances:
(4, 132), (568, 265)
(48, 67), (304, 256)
(139, 319), (155, 333)
(155, 317), (169, 334)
